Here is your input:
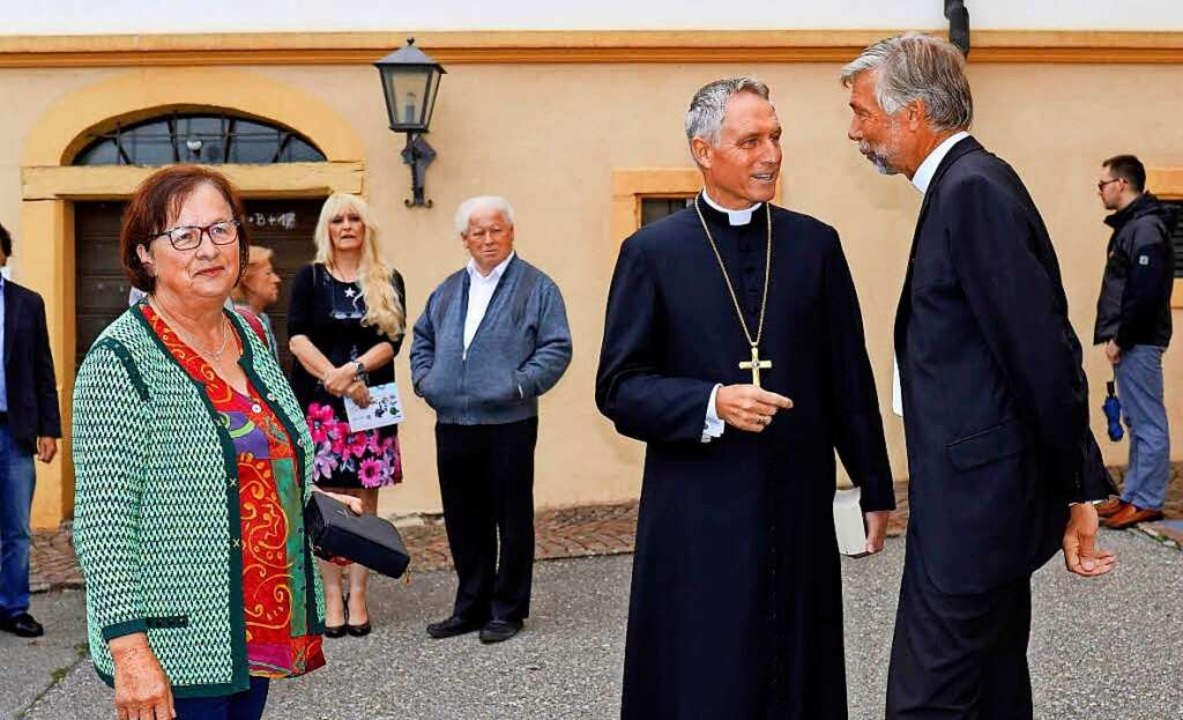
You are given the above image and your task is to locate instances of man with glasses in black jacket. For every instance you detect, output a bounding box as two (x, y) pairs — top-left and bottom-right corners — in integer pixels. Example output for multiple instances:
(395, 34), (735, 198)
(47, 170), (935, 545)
(1093, 154), (1176, 529)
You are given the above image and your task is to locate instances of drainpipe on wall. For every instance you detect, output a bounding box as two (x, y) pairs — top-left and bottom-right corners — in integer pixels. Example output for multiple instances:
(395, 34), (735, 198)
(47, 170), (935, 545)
(945, 0), (971, 57)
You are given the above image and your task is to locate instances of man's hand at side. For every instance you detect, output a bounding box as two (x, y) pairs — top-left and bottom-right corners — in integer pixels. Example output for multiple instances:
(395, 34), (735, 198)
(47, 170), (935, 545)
(715, 385), (793, 433)
(36, 437), (58, 464)
(863, 510), (891, 555)
(1063, 502), (1117, 577)
(1105, 340), (1122, 366)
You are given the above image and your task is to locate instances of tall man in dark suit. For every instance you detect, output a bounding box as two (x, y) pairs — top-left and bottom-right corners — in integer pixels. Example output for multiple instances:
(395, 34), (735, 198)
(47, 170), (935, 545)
(0, 223), (61, 638)
(842, 34), (1116, 718)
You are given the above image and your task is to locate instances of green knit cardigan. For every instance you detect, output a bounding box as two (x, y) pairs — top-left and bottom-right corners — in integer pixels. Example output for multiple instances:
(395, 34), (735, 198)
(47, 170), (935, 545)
(72, 305), (325, 698)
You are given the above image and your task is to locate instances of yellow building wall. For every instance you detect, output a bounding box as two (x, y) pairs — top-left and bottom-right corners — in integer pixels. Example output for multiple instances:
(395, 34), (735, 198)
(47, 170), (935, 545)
(3, 45), (1182, 528)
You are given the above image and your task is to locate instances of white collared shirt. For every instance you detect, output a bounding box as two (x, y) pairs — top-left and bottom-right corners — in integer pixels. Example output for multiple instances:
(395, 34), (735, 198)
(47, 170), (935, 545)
(463, 251), (516, 358)
(910, 131), (971, 195)
(701, 190), (762, 227)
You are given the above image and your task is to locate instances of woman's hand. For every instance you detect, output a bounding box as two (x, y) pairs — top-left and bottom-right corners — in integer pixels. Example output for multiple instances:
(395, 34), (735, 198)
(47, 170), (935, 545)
(109, 633), (174, 720)
(346, 381), (372, 409)
(323, 364), (359, 396)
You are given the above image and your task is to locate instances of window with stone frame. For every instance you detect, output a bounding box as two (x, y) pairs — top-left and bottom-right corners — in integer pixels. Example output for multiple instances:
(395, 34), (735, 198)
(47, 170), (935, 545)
(640, 196), (695, 226)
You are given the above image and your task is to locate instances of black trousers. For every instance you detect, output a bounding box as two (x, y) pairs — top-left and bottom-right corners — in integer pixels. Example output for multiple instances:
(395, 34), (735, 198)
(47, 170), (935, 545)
(436, 417), (538, 623)
(886, 545), (1034, 720)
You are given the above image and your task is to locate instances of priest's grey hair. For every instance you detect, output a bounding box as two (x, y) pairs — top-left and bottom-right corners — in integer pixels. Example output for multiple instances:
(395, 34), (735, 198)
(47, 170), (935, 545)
(684, 76), (772, 147)
(840, 33), (973, 133)
(455, 195), (515, 236)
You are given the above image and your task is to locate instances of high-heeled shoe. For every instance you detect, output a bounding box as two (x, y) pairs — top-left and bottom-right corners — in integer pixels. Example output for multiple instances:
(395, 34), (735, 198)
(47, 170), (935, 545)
(325, 591), (347, 638)
(324, 624), (347, 639)
(344, 592), (370, 636)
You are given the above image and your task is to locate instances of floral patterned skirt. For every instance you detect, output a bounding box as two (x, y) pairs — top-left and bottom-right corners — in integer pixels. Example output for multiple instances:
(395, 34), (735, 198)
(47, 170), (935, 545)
(305, 400), (403, 489)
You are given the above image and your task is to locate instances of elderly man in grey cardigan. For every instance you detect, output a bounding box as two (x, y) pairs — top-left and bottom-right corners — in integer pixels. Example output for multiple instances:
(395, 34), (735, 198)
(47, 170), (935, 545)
(411, 195), (572, 644)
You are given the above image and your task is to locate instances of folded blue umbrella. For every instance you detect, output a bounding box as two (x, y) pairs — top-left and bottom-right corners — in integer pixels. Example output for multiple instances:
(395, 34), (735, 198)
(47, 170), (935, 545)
(1103, 380), (1124, 442)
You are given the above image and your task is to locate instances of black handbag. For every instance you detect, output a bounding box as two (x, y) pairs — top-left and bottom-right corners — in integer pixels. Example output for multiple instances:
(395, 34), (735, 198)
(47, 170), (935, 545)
(303, 492), (411, 579)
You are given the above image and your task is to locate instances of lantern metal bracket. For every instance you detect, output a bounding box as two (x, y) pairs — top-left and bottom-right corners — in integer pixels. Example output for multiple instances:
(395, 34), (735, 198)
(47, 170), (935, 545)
(401, 134), (437, 208)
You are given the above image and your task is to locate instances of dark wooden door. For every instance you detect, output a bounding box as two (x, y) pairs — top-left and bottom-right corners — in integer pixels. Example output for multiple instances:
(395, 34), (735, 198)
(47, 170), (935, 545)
(74, 198), (325, 373)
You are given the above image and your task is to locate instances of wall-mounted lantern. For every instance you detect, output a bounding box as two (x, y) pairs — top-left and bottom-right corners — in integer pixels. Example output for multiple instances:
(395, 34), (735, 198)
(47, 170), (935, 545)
(375, 37), (446, 207)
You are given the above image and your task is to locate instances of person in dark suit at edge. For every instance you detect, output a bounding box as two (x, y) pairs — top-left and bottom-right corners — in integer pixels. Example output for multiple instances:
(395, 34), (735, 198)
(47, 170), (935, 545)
(842, 33), (1117, 719)
(0, 222), (62, 638)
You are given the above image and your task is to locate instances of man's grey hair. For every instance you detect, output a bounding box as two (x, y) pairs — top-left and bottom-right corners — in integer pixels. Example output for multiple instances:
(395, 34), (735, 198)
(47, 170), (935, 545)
(684, 76), (772, 146)
(840, 33), (973, 132)
(454, 195), (515, 236)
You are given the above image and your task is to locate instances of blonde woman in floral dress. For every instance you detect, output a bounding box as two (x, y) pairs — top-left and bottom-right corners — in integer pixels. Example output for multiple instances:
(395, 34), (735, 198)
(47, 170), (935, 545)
(288, 193), (406, 638)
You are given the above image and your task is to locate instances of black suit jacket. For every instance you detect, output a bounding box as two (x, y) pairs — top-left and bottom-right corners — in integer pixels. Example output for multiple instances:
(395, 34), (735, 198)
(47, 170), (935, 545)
(896, 137), (1112, 595)
(3, 278), (61, 452)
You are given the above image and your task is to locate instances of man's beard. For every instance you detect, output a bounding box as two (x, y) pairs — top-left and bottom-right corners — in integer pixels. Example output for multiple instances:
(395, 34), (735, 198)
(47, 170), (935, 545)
(859, 139), (901, 175)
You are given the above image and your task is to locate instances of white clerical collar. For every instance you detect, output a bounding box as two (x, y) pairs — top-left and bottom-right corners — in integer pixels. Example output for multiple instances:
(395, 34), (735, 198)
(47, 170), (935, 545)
(466, 251), (515, 281)
(701, 190), (762, 226)
(911, 131), (971, 195)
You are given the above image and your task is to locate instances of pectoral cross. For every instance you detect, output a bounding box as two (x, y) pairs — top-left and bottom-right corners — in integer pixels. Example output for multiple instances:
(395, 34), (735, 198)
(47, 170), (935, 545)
(739, 344), (772, 387)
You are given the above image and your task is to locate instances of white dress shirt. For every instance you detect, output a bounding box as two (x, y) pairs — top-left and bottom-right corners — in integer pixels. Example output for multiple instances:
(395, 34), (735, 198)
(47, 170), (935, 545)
(463, 251), (515, 359)
(892, 131), (971, 417)
(911, 131), (970, 196)
(698, 190), (765, 442)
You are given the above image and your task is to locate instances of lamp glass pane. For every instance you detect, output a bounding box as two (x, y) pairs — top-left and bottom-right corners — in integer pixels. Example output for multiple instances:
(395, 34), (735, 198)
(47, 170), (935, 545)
(381, 66), (435, 130)
(420, 71), (443, 129)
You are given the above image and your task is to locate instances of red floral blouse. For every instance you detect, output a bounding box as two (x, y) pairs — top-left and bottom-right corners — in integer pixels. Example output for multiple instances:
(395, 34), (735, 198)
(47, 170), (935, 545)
(144, 305), (325, 678)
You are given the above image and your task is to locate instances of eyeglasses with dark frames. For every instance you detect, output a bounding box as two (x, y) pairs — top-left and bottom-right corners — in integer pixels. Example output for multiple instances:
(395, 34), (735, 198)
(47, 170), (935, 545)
(1097, 178), (1124, 191)
(151, 219), (240, 251)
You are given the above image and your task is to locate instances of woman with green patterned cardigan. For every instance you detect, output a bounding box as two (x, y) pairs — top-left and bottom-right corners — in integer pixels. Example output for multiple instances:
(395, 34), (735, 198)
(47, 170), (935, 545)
(72, 166), (361, 720)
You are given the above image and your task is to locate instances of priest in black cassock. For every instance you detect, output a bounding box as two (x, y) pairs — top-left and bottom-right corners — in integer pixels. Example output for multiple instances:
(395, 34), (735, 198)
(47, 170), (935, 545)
(595, 77), (896, 720)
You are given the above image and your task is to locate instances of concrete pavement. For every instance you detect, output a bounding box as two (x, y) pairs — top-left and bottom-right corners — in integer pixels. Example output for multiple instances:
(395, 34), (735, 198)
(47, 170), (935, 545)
(5, 528), (1180, 719)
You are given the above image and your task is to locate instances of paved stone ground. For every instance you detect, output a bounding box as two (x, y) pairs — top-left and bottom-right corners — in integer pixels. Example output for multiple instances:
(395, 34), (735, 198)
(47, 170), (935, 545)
(27, 530), (82, 594)
(30, 466), (1182, 594)
(6, 529), (1179, 720)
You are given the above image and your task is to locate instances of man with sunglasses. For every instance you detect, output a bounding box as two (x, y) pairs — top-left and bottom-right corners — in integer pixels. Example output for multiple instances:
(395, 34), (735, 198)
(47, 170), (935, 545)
(1094, 154), (1177, 529)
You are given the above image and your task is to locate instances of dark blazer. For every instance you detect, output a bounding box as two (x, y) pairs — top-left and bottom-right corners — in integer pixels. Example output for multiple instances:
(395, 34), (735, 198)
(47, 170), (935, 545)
(3, 278), (61, 452)
(895, 137), (1112, 595)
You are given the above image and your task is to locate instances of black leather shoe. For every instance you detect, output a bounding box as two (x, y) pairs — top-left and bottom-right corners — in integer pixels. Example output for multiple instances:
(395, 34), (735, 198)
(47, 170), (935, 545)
(346, 621), (372, 637)
(478, 619), (523, 644)
(426, 615), (483, 640)
(0, 612), (44, 638)
(324, 624), (346, 639)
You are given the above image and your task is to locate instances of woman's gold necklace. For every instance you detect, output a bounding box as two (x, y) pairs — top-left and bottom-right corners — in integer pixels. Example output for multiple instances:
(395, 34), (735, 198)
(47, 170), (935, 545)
(150, 298), (232, 361)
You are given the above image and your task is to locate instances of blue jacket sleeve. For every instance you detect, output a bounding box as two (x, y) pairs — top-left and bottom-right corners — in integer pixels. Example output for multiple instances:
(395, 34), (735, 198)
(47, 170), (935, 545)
(31, 293), (62, 438)
(513, 279), (572, 400)
(409, 290), (437, 395)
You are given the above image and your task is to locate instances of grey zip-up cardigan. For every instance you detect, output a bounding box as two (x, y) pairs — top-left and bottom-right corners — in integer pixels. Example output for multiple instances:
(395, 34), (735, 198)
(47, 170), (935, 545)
(410, 255), (572, 425)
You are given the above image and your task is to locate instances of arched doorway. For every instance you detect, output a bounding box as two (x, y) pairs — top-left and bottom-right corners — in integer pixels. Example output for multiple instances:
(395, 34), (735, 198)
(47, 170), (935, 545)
(20, 68), (367, 527)
(72, 110), (331, 374)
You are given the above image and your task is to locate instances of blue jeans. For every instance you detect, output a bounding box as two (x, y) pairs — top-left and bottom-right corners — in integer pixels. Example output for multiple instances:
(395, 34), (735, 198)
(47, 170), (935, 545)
(1115, 345), (1170, 510)
(173, 678), (270, 720)
(0, 423), (36, 619)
